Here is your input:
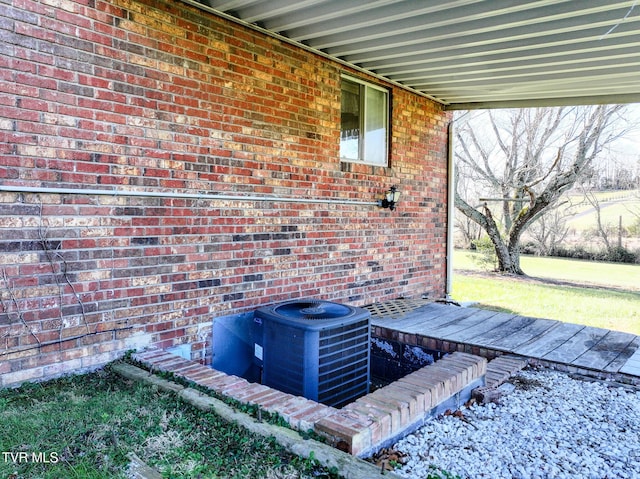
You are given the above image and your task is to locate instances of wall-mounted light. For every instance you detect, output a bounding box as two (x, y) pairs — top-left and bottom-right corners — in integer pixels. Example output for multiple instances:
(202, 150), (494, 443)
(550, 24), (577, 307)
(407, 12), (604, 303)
(378, 185), (401, 211)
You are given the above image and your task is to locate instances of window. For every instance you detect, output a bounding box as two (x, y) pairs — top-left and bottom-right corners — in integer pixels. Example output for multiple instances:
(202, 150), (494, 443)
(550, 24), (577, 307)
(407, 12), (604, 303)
(340, 75), (389, 166)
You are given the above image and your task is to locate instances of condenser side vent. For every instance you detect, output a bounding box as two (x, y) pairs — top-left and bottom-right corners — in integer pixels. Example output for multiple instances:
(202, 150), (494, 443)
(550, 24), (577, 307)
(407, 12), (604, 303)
(318, 319), (369, 406)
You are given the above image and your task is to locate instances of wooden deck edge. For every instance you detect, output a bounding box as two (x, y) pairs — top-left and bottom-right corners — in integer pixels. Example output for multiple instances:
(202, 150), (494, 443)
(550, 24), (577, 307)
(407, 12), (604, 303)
(372, 326), (640, 387)
(527, 358), (640, 387)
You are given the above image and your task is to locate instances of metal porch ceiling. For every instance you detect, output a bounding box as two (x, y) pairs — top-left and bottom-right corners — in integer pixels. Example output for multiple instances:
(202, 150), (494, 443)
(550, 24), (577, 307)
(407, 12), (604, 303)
(185, 0), (640, 109)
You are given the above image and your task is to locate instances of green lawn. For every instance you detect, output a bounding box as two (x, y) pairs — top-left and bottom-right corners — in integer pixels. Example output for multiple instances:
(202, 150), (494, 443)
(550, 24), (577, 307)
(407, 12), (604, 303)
(452, 251), (640, 335)
(0, 367), (332, 479)
(453, 250), (640, 291)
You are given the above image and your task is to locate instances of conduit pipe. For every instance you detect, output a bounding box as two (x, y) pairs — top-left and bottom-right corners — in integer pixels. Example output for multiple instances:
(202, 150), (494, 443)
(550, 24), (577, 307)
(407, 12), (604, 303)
(0, 185), (379, 207)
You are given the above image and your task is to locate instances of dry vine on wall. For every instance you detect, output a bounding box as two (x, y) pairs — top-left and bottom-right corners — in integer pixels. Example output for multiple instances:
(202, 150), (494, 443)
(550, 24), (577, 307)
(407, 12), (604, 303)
(0, 203), (105, 358)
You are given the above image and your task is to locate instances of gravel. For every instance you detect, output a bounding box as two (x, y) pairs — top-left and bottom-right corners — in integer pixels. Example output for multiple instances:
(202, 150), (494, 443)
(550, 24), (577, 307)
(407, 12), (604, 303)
(393, 368), (640, 479)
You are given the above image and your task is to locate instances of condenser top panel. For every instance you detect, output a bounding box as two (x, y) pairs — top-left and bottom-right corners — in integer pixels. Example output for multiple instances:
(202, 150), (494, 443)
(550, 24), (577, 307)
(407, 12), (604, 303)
(255, 299), (370, 330)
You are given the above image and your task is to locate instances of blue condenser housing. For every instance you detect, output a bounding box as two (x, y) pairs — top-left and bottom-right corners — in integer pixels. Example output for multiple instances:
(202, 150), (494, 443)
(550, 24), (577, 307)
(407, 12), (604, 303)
(254, 299), (370, 408)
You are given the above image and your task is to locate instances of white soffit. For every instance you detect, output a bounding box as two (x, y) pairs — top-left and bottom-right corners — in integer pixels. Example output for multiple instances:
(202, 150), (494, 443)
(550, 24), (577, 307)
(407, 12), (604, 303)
(186, 0), (640, 109)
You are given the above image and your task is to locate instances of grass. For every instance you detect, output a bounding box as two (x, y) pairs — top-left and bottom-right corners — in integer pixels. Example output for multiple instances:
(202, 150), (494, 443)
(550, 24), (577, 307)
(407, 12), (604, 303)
(566, 199), (640, 231)
(0, 367), (335, 479)
(453, 250), (640, 291)
(0, 367), (459, 479)
(452, 273), (640, 334)
(452, 251), (640, 335)
(560, 190), (640, 231)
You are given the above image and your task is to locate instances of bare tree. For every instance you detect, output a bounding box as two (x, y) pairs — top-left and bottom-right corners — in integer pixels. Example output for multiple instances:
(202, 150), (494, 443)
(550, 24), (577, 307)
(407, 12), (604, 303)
(453, 160), (485, 247)
(454, 105), (628, 274)
(528, 207), (572, 256)
(455, 214), (482, 248)
(583, 189), (614, 251)
(627, 187), (640, 223)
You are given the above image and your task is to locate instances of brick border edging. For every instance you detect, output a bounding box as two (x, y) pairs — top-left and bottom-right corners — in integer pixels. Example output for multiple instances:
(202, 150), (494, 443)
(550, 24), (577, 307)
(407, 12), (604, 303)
(131, 350), (486, 456)
(112, 362), (403, 479)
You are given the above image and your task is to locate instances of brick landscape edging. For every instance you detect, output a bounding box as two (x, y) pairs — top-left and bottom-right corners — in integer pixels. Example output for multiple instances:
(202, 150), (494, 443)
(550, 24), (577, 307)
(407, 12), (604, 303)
(132, 349), (486, 456)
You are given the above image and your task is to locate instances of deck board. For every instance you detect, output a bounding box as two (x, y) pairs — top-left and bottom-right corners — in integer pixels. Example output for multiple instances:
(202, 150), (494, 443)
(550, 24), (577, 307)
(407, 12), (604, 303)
(441, 312), (518, 343)
(604, 337), (640, 373)
(541, 326), (610, 364)
(571, 330), (638, 371)
(402, 306), (485, 335)
(512, 322), (585, 358)
(369, 301), (639, 379)
(375, 303), (449, 331)
(459, 314), (536, 347)
(429, 309), (501, 337)
(620, 339), (640, 376)
(487, 317), (559, 350)
(372, 304), (472, 333)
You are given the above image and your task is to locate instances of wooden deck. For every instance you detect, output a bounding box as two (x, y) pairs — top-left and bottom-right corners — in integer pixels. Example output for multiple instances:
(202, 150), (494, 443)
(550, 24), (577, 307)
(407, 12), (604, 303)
(367, 300), (640, 381)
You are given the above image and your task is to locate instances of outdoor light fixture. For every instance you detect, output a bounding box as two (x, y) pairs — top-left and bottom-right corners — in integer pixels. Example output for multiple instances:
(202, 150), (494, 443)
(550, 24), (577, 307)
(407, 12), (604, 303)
(378, 185), (401, 211)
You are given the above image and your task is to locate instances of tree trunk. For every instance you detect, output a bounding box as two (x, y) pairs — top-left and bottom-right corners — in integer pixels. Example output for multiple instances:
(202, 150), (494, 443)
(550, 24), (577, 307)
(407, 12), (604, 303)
(484, 204), (524, 275)
(455, 192), (526, 275)
(505, 242), (523, 275)
(494, 242), (522, 274)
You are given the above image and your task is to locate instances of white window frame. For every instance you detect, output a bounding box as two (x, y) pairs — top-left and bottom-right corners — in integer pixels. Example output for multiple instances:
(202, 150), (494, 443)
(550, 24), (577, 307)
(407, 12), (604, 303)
(339, 75), (389, 166)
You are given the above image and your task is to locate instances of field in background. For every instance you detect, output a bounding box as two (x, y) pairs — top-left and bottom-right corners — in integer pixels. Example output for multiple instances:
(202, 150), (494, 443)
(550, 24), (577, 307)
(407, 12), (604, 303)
(565, 190), (640, 239)
(455, 189), (640, 251)
(452, 251), (640, 335)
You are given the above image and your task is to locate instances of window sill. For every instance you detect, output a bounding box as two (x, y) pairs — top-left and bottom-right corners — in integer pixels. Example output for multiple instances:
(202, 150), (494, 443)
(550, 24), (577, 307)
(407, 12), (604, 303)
(340, 161), (392, 175)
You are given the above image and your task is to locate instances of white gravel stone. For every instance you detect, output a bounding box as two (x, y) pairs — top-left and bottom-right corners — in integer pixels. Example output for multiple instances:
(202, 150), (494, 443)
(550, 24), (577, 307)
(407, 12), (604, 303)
(393, 368), (640, 479)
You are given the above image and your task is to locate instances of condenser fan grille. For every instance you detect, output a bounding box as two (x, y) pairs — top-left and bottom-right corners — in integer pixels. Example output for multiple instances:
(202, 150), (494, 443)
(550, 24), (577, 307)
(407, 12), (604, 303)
(273, 301), (354, 320)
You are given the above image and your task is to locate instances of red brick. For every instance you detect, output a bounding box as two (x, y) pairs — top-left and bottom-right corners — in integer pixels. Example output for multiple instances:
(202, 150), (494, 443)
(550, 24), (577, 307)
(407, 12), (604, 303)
(395, 378), (434, 412)
(314, 409), (374, 455)
(343, 401), (392, 444)
(194, 370), (229, 387)
(252, 390), (296, 410)
(240, 387), (282, 405)
(172, 363), (208, 378)
(231, 383), (271, 402)
(196, 374), (244, 394)
(181, 367), (217, 383)
(1, 367), (44, 387)
(131, 349), (169, 363)
(370, 386), (420, 424)
(0, 0), (449, 387)
(404, 370), (449, 405)
(220, 377), (252, 396)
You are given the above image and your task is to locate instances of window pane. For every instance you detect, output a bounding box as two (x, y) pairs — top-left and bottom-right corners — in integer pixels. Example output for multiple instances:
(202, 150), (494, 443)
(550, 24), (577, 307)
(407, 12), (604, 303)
(340, 80), (360, 160)
(364, 86), (387, 165)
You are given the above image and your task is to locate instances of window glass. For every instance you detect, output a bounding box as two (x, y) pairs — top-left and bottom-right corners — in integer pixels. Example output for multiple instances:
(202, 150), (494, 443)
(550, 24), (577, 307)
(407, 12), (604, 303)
(364, 86), (387, 166)
(340, 80), (361, 160)
(340, 76), (388, 165)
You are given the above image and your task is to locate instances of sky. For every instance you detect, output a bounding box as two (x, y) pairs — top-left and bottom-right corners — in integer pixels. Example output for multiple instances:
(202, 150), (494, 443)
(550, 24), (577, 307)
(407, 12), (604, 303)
(611, 103), (640, 170)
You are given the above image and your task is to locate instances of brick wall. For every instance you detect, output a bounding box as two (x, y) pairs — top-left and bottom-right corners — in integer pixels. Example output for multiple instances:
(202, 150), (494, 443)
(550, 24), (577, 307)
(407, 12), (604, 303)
(0, 0), (451, 386)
